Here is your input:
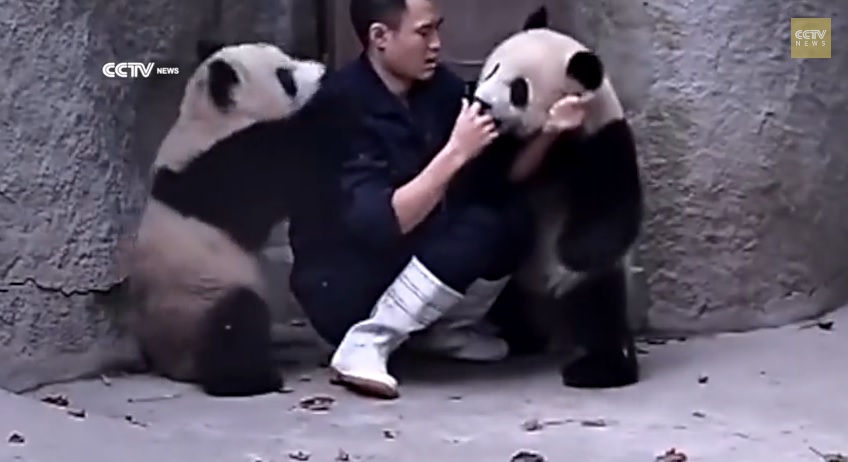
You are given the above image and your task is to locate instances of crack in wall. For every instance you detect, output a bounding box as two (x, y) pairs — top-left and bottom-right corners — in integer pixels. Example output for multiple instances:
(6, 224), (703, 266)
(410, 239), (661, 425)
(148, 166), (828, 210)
(0, 278), (127, 298)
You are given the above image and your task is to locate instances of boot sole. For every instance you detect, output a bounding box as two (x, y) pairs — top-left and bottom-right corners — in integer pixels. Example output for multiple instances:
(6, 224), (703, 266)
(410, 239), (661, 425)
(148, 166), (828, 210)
(329, 369), (399, 400)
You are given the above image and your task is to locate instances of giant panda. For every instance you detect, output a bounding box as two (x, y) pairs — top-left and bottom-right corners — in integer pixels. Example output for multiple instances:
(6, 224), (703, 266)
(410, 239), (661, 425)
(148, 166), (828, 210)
(475, 7), (645, 389)
(127, 40), (338, 397)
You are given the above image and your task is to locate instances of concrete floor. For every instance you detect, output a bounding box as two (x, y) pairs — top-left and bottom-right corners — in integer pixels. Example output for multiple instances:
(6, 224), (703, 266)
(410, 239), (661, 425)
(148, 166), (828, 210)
(2, 308), (847, 462)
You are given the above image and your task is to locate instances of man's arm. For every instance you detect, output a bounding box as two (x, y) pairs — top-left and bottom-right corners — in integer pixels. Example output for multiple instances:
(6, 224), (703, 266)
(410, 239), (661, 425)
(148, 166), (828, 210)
(390, 144), (466, 233)
(390, 66), (471, 233)
(339, 121), (466, 248)
(339, 66), (492, 245)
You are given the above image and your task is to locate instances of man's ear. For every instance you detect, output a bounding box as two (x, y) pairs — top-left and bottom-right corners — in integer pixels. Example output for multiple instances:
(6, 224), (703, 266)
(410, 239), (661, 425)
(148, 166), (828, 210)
(368, 23), (389, 49)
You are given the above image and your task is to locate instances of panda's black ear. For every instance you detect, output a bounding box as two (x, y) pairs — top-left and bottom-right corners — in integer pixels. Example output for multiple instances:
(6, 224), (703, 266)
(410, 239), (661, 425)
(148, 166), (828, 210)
(196, 39), (226, 63)
(206, 59), (239, 110)
(566, 50), (604, 91)
(522, 6), (549, 30)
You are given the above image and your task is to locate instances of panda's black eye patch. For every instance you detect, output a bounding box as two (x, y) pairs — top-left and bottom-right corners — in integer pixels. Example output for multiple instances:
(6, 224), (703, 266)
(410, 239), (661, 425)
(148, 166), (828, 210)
(509, 77), (529, 108)
(207, 59), (239, 110)
(276, 67), (298, 98)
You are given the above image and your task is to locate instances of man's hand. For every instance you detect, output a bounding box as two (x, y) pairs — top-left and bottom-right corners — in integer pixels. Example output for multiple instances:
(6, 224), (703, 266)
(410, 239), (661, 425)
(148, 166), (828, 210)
(444, 99), (499, 164)
(542, 94), (591, 133)
(390, 99), (498, 235)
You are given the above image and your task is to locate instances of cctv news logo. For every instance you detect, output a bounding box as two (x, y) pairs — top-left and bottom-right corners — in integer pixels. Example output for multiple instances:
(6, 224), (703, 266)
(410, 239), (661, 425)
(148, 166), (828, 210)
(102, 62), (180, 78)
(795, 29), (827, 41)
(791, 18), (831, 58)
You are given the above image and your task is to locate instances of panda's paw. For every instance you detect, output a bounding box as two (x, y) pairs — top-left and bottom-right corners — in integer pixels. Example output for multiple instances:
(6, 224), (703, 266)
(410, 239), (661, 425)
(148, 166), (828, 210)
(560, 348), (639, 389)
(200, 369), (285, 397)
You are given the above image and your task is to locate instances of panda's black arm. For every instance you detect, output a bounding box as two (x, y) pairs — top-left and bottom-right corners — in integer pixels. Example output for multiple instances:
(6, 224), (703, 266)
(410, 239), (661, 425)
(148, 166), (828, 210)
(448, 134), (527, 206)
(549, 121), (644, 272)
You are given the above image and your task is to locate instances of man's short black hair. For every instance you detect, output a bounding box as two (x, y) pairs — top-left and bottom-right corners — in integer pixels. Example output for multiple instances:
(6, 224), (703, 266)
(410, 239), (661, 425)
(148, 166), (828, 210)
(349, 0), (409, 46)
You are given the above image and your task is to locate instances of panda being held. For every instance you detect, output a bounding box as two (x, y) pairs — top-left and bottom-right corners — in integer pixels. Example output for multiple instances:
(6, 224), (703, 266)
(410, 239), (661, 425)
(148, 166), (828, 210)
(475, 6), (646, 389)
(127, 40), (345, 397)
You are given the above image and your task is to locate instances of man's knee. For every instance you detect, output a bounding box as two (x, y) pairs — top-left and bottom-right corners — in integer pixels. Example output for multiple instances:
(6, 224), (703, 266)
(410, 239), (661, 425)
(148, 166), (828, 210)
(293, 268), (393, 346)
(413, 205), (533, 290)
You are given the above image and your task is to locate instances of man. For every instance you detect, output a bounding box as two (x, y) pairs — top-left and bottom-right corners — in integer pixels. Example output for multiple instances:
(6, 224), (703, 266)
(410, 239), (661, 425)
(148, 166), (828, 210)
(288, 0), (586, 399)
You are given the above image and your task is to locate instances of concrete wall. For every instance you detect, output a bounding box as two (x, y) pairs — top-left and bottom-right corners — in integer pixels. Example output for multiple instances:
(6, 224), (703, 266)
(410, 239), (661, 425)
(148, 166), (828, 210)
(1, 0), (846, 391)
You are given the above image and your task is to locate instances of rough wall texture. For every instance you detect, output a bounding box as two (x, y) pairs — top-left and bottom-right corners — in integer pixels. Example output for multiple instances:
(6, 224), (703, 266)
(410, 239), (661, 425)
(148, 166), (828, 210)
(557, 0), (848, 334)
(0, 0), (312, 392)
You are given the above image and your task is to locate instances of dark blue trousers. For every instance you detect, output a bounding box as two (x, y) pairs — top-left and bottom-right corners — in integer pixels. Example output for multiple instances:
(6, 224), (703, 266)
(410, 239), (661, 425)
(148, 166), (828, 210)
(294, 197), (535, 346)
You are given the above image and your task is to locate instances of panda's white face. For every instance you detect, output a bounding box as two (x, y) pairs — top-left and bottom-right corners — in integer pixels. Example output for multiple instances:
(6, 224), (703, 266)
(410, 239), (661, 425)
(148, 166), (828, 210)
(473, 29), (600, 138)
(193, 43), (327, 123)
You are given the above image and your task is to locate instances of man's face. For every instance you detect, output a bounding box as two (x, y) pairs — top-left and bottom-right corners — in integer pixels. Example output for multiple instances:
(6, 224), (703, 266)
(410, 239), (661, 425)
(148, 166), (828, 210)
(374, 0), (443, 81)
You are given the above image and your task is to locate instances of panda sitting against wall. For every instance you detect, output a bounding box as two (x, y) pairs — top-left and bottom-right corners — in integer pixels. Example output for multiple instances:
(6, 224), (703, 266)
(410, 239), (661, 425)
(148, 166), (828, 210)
(127, 40), (347, 397)
(474, 7), (646, 389)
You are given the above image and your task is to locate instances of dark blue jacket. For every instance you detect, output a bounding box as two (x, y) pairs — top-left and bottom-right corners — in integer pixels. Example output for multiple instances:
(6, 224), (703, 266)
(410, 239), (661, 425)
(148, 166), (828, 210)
(288, 54), (516, 298)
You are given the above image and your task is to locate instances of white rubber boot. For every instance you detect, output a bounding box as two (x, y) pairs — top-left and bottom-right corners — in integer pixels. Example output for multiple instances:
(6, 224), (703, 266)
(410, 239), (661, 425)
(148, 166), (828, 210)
(329, 256), (462, 399)
(407, 276), (511, 362)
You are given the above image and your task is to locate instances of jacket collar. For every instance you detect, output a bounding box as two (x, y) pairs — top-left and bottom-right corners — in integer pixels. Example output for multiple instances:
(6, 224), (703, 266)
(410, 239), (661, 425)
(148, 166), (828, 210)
(347, 52), (435, 118)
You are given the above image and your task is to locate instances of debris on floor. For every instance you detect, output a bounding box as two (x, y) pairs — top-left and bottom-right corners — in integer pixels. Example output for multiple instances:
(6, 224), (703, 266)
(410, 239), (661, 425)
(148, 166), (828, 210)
(66, 408), (86, 419)
(810, 447), (848, 462)
(298, 395), (335, 412)
(39, 394), (70, 407)
(123, 414), (147, 427)
(816, 320), (835, 331)
(288, 449), (311, 460)
(655, 448), (687, 461)
(126, 393), (181, 403)
(580, 418), (608, 428)
(800, 320), (836, 331)
(521, 418), (543, 432)
(510, 450), (546, 462)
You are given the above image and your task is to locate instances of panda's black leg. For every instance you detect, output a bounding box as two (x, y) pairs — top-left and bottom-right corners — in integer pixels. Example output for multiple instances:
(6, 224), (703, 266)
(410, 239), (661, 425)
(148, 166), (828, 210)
(485, 278), (549, 356)
(195, 287), (283, 397)
(560, 265), (639, 388)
